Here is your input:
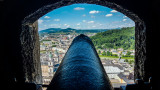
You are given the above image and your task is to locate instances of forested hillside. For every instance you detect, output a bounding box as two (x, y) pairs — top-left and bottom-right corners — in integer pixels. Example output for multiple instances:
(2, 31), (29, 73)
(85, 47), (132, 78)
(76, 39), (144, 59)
(90, 27), (135, 50)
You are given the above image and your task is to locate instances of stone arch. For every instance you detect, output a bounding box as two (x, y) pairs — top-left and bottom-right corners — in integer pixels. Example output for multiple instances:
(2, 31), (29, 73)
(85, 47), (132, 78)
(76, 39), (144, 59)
(22, 0), (142, 24)
(20, 0), (146, 84)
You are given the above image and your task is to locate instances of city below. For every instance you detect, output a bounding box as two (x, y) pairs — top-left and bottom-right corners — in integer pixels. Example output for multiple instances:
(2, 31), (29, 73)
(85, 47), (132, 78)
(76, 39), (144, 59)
(39, 32), (134, 88)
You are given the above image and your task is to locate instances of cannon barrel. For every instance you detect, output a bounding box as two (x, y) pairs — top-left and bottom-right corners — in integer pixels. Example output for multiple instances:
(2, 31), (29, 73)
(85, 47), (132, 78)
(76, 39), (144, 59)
(47, 34), (113, 90)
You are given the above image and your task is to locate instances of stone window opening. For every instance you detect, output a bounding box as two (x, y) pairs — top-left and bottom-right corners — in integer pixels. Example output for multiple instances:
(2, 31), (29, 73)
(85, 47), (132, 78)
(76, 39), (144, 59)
(20, 0), (146, 88)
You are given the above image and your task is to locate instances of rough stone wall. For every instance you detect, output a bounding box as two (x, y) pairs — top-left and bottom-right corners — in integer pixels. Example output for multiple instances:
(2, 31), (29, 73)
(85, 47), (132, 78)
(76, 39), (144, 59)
(134, 21), (147, 81)
(21, 21), (42, 84)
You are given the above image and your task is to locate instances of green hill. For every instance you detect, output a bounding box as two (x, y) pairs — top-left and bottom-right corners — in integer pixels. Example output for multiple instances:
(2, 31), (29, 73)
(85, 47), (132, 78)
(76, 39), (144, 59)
(90, 27), (135, 50)
(39, 28), (108, 34)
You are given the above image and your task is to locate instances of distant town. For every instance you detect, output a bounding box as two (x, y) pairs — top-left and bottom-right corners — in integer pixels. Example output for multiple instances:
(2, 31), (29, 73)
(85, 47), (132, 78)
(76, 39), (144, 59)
(39, 31), (135, 88)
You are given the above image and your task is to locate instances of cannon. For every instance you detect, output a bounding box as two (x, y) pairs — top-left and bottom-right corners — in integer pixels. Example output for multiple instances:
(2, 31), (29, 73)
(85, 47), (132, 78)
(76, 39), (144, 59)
(47, 34), (113, 90)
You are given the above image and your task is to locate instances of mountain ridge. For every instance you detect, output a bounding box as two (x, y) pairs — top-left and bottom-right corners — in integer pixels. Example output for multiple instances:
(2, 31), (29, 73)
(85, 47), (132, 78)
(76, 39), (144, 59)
(38, 28), (110, 34)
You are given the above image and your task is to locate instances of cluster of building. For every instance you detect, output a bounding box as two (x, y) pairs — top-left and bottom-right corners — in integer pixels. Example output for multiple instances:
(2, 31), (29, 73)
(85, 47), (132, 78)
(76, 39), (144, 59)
(98, 48), (135, 56)
(39, 33), (135, 88)
(40, 34), (77, 84)
(101, 58), (134, 87)
(98, 48), (135, 87)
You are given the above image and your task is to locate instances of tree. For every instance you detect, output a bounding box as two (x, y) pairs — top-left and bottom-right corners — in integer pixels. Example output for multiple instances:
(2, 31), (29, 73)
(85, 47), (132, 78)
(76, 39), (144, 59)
(110, 52), (112, 56)
(107, 51), (110, 56)
(102, 51), (106, 56)
(128, 60), (134, 64)
(125, 59), (128, 62)
(90, 27), (135, 50)
(126, 51), (132, 56)
(98, 50), (101, 54)
(52, 45), (56, 47)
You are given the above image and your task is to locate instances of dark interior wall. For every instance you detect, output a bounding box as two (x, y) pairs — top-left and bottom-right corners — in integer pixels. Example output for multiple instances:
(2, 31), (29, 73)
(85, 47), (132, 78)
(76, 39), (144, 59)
(147, 1), (160, 88)
(1, 0), (159, 89)
(1, 0), (26, 87)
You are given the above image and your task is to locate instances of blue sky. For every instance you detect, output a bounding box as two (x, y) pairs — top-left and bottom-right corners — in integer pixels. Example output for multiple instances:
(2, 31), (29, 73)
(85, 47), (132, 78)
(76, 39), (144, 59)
(38, 4), (135, 30)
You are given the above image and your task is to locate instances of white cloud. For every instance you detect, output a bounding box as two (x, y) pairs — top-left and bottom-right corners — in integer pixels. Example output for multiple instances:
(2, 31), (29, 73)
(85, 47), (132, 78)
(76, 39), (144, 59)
(74, 7), (85, 10)
(44, 16), (50, 19)
(54, 19), (60, 21)
(106, 14), (113, 17)
(77, 23), (80, 26)
(92, 26), (96, 27)
(64, 24), (68, 26)
(99, 23), (103, 26)
(38, 19), (43, 24)
(66, 25), (70, 28)
(64, 24), (70, 28)
(87, 21), (94, 23)
(89, 10), (100, 14)
(123, 19), (127, 21)
(111, 10), (117, 13)
(123, 16), (127, 18)
(82, 20), (86, 22)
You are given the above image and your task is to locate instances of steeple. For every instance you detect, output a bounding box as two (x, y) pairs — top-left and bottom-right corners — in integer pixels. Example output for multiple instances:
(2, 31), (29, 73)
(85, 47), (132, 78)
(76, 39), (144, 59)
(49, 51), (53, 61)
